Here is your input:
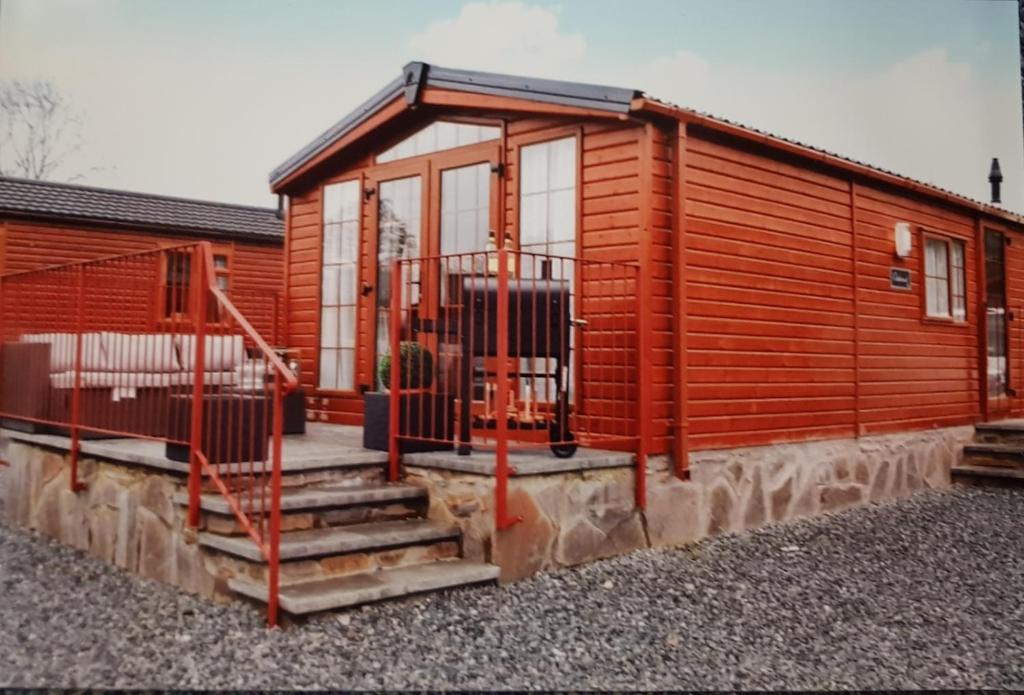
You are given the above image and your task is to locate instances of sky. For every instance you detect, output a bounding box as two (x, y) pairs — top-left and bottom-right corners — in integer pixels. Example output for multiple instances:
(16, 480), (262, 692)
(0, 0), (1021, 212)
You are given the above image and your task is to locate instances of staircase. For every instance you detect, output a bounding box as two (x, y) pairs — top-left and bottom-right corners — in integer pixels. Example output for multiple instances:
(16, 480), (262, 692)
(952, 420), (1024, 486)
(177, 463), (499, 618)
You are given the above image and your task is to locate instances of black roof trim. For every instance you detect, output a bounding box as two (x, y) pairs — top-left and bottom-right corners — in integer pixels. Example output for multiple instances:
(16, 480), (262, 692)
(0, 176), (283, 242)
(268, 62), (639, 187)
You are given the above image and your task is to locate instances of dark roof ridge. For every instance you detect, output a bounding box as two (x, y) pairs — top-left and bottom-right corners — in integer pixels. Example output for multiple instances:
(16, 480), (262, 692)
(0, 175), (277, 214)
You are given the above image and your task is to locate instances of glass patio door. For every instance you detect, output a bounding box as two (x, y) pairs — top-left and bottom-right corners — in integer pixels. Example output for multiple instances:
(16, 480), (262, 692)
(373, 175), (424, 389)
(985, 229), (1011, 402)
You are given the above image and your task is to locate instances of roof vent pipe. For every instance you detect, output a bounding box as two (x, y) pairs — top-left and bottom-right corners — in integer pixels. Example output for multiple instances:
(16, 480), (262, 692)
(276, 193), (285, 220)
(989, 158), (1003, 205)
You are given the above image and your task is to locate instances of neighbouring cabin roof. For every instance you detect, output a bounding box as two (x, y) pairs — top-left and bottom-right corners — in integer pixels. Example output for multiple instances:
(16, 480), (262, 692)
(0, 176), (284, 243)
(271, 61), (1022, 226)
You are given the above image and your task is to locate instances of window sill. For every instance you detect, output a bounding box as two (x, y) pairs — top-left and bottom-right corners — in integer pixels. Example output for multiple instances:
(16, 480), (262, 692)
(921, 315), (968, 326)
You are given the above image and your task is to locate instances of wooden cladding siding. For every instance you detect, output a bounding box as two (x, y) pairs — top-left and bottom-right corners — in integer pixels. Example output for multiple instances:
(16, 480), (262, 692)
(681, 126), (1006, 450)
(282, 100), (1024, 456)
(0, 217), (284, 337)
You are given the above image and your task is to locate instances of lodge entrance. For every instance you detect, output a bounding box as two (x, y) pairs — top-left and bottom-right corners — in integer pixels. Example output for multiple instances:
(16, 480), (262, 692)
(366, 140), (501, 390)
(984, 228), (1013, 410)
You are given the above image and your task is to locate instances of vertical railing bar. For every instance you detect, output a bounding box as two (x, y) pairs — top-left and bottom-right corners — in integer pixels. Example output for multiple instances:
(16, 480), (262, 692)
(388, 258), (402, 482)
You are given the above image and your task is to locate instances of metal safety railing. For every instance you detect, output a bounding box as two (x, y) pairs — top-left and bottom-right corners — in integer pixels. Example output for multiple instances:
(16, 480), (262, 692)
(0, 242), (295, 626)
(387, 248), (646, 530)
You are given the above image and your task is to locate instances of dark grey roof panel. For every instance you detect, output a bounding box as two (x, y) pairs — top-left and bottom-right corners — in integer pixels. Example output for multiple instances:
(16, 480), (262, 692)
(269, 62), (639, 187)
(0, 176), (283, 241)
(425, 65), (638, 112)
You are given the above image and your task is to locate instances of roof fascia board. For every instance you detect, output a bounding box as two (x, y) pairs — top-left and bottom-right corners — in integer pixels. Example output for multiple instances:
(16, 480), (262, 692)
(418, 87), (635, 119)
(630, 97), (1024, 227)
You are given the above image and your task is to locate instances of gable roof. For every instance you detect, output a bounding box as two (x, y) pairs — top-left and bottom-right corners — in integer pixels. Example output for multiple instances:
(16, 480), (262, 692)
(0, 176), (283, 242)
(268, 62), (638, 187)
(272, 61), (1021, 225)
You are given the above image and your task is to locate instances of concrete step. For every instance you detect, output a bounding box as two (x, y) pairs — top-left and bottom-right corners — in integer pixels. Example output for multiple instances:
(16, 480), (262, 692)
(177, 483), (426, 515)
(974, 421), (1024, 443)
(962, 443), (1024, 467)
(229, 559), (500, 615)
(198, 518), (461, 563)
(952, 464), (1024, 487)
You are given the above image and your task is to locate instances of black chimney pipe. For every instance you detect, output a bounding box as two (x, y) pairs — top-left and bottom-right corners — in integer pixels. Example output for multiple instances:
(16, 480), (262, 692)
(276, 193), (285, 220)
(989, 158), (1003, 204)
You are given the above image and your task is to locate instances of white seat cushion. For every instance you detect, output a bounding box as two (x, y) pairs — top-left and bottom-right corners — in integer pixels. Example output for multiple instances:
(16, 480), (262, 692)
(101, 332), (181, 372)
(50, 370), (237, 389)
(176, 335), (245, 372)
(22, 332), (107, 372)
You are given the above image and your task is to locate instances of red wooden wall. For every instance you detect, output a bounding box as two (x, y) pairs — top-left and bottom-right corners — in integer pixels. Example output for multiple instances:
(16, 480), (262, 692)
(0, 217), (284, 337)
(681, 125), (1019, 451)
(281, 102), (1024, 455)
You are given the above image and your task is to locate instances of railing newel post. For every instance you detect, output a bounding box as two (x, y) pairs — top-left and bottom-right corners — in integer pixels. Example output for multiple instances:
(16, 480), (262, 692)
(69, 264), (86, 492)
(495, 246), (517, 530)
(267, 369), (284, 628)
(187, 244), (208, 528)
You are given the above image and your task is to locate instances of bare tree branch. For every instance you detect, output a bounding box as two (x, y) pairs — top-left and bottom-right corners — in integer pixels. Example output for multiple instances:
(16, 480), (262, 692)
(0, 80), (89, 181)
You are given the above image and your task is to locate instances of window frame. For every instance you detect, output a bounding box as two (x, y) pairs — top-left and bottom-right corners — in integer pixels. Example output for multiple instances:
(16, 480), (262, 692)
(316, 176), (363, 395)
(920, 231), (967, 325)
(157, 242), (233, 324)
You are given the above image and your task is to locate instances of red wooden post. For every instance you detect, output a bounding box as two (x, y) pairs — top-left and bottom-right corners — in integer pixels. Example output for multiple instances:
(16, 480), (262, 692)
(187, 245), (207, 528)
(266, 370), (284, 628)
(635, 266), (650, 509)
(69, 264), (86, 492)
(495, 246), (518, 530)
(388, 258), (402, 483)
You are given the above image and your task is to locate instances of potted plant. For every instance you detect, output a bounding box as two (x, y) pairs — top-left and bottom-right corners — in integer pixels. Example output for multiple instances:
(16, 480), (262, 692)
(362, 341), (455, 452)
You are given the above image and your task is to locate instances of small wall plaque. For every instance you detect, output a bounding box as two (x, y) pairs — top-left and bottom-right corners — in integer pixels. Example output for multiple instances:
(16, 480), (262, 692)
(890, 267), (911, 290)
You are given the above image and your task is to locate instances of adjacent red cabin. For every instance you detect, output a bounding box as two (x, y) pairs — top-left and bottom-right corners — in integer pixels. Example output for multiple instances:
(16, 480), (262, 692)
(270, 62), (1024, 470)
(0, 176), (285, 339)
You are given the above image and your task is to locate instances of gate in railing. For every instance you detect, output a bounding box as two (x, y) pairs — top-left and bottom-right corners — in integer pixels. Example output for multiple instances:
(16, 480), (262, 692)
(0, 242), (295, 626)
(387, 248), (646, 530)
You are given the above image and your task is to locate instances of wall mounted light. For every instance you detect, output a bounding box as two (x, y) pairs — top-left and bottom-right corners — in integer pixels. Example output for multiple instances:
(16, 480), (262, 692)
(894, 222), (912, 258)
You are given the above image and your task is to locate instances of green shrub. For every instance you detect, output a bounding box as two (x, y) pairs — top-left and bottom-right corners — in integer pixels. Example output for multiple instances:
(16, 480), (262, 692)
(378, 341), (434, 390)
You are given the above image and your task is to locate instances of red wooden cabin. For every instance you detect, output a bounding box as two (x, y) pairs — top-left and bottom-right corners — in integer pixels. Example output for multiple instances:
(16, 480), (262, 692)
(272, 62), (1023, 472)
(0, 176), (285, 337)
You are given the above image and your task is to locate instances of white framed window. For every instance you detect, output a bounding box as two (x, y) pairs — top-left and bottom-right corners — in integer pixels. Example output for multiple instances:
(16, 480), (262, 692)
(924, 234), (966, 322)
(519, 136), (577, 259)
(319, 180), (360, 390)
(377, 121), (500, 164)
(518, 136), (578, 404)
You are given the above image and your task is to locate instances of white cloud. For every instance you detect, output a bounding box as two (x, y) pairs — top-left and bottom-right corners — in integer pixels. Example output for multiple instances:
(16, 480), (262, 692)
(628, 47), (1024, 212)
(407, 1), (586, 78)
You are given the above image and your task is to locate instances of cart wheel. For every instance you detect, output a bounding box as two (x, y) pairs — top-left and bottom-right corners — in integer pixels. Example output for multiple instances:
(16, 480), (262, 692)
(550, 441), (578, 458)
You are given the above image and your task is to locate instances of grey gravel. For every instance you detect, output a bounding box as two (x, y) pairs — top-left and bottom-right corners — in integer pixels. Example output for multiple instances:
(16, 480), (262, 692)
(2, 480), (1023, 690)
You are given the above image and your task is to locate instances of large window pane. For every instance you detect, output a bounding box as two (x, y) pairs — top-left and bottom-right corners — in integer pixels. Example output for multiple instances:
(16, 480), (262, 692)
(378, 121), (499, 163)
(319, 179), (360, 390)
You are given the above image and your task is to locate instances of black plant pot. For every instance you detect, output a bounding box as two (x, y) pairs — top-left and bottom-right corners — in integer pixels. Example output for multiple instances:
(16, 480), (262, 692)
(362, 391), (455, 453)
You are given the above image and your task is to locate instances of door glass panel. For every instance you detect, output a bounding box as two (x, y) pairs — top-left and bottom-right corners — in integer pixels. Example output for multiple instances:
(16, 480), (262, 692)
(440, 162), (491, 256)
(319, 179), (360, 390)
(376, 176), (422, 388)
(986, 230), (1009, 397)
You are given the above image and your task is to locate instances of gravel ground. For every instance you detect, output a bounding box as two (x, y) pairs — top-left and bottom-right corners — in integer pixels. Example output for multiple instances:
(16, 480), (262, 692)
(2, 479), (1023, 690)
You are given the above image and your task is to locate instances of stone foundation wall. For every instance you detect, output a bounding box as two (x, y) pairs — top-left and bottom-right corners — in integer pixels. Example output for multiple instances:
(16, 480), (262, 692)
(0, 425), (974, 597)
(410, 425), (973, 582)
(2, 441), (219, 597)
